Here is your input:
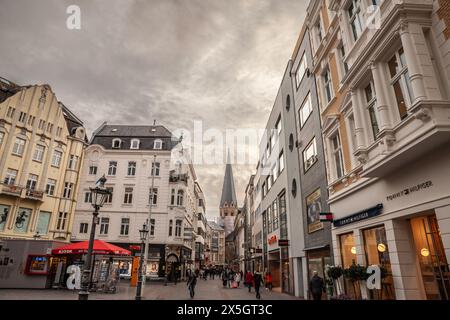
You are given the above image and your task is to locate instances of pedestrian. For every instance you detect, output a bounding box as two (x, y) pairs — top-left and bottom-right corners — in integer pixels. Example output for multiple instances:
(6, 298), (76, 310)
(265, 272), (273, 291)
(245, 270), (254, 293)
(186, 269), (197, 298)
(222, 269), (227, 287)
(253, 271), (264, 299)
(228, 270), (234, 288)
(309, 271), (325, 301)
(235, 271), (241, 287)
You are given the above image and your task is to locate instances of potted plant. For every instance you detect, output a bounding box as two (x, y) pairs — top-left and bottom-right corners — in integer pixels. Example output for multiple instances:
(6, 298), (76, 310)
(326, 265), (344, 297)
(343, 263), (368, 300)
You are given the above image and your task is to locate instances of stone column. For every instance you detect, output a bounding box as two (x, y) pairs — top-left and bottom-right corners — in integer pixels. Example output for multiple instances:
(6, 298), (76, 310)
(399, 23), (427, 105)
(350, 89), (367, 150)
(370, 61), (393, 131)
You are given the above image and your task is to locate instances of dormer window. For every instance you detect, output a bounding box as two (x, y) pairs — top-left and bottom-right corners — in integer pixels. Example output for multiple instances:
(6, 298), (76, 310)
(130, 139), (140, 149)
(112, 138), (121, 149)
(153, 139), (162, 149)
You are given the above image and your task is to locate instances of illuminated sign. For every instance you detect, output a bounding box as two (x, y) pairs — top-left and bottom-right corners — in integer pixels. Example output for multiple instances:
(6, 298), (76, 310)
(268, 235), (277, 245)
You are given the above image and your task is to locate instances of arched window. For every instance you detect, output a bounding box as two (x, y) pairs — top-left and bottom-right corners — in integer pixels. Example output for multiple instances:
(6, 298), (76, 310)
(130, 139), (140, 149)
(153, 139), (162, 150)
(112, 138), (121, 149)
(177, 190), (184, 206)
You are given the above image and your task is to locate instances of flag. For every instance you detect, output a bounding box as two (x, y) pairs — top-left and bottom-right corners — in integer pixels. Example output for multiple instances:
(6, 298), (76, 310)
(320, 212), (333, 222)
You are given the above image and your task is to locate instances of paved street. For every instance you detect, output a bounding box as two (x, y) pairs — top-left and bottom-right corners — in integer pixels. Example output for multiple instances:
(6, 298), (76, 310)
(0, 278), (301, 300)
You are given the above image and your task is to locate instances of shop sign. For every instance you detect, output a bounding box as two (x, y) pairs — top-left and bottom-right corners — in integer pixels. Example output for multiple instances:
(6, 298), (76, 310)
(278, 239), (289, 247)
(268, 235), (277, 245)
(255, 248), (263, 254)
(386, 181), (433, 201)
(306, 189), (324, 233)
(333, 204), (383, 227)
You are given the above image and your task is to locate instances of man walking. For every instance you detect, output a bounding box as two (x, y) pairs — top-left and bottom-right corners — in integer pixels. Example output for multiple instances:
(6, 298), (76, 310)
(253, 271), (264, 299)
(309, 271), (325, 301)
(245, 270), (254, 293)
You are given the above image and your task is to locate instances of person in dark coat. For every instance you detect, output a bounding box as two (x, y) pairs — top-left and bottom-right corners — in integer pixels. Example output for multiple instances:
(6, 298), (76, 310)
(309, 271), (325, 300)
(253, 272), (264, 299)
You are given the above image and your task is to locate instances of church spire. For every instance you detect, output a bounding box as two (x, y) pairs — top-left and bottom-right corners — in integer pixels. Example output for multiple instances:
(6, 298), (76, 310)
(220, 149), (237, 207)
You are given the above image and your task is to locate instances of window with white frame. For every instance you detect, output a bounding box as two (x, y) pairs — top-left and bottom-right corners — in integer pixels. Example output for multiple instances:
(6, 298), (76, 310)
(52, 150), (62, 167)
(108, 161), (117, 176)
(130, 139), (140, 149)
(365, 81), (380, 139)
(7, 107), (15, 118)
(177, 190), (184, 206)
(168, 220), (173, 236)
(63, 182), (73, 198)
(175, 220), (182, 237)
(170, 189), (176, 205)
(38, 120), (45, 130)
(124, 187), (133, 204)
(153, 139), (162, 149)
(315, 17), (323, 46)
(112, 139), (121, 149)
(56, 212), (68, 231)
(18, 112), (26, 123)
(79, 223), (89, 234)
(12, 137), (26, 156)
(271, 164), (277, 184)
(120, 218), (129, 235)
(388, 47), (413, 120)
(26, 174), (38, 190)
(347, 0), (364, 41)
(151, 162), (160, 176)
(278, 151), (285, 174)
(100, 217), (109, 235)
(149, 188), (158, 205)
(68, 155), (79, 170)
(299, 93), (313, 127)
(296, 53), (308, 88)
(45, 179), (56, 196)
(33, 145), (45, 162)
(275, 116), (282, 136)
(323, 67), (334, 104)
(105, 187), (113, 203)
(338, 44), (349, 78)
(127, 161), (136, 176)
(89, 166), (97, 175)
(303, 138), (318, 171)
(150, 218), (155, 236)
(4, 169), (18, 185)
(84, 191), (92, 203)
(330, 133), (345, 179)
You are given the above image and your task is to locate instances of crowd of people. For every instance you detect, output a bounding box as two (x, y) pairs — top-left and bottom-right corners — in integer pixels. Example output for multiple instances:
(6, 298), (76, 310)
(185, 266), (274, 299)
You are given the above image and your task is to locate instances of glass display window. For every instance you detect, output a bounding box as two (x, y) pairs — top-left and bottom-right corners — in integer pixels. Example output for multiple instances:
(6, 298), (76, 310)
(25, 255), (50, 275)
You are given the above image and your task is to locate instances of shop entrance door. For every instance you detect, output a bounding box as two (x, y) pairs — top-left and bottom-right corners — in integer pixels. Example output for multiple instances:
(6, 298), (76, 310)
(410, 214), (450, 300)
(269, 260), (281, 289)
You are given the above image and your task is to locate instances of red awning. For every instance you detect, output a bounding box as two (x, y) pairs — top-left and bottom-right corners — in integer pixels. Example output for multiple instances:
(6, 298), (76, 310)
(52, 240), (131, 256)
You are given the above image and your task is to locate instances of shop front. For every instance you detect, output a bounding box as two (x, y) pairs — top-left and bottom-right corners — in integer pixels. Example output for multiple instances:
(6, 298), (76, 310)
(330, 148), (450, 300)
(305, 246), (332, 299)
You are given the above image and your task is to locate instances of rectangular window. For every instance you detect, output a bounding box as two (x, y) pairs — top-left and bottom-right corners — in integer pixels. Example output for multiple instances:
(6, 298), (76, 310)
(271, 164), (277, 183)
(26, 174), (38, 191)
(4, 168), (18, 185)
(7, 107), (15, 118)
(279, 193), (288, 240)
(324, 67), (334, 104)
(278, 151), (284, 174)
(150, 218), (155, 236)
(153, 140), (162, 149)
(151, 162), (160, 176)
(175, 220), (182, 237)
(108, 161), (117, 176)
(18, 112), (27, 123)
(52, 150), (62, 167)
(46, 123), (53, 133)
(33, 145), (45, 162)
(267, 205), (272, 233)
(272, 199), (279, 230)
(340, 45), (349, 75)
(56, 212), (68, 231)
(331, 133), (344, 179)
(12, 138), (26, 156)
(38, 120), (45, 130)
(339, 232), (357, 299)
(28, 116), (35, 126)
(84, 191), (92, 203)
(68, 155), (79, 170)
(100, 217), (109, 235)
(275, 116), (282, 136)
(14, 208), (32, 233)
(169, 220), (173, 236)
(124, 187), (133, 204)
(348, 0), (363, 41)
(79, 222), (89, 234)
(89, 166), (98, 175)
(149, 188), (158, 205)
(299, 93), (313, 127)
(36, 211), (51, 235)
(0, 132), (4, 146)
(45, 179), (56, 196)
(177, 190), (184, 206)
(303, 138), (318, 171)
(170, 189), (176, 205)
(120, 218), (130, 236)
(105, 187), (113, 203)
(127, 161), (136, 176)
(388, 47), (412, 120)
(365, 82), (380, 139)
(296, 53), (308, 88)
(56, 127), (62, 137)
(63, 182), (73, 199)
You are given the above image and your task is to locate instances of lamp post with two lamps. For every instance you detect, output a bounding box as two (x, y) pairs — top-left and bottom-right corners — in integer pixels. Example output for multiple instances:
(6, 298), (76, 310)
(136, 223), (149, 300)
(78, 175), (111, 300)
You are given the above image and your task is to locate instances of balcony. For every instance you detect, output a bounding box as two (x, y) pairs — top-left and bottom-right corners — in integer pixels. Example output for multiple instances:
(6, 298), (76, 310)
(24, 189), (44, 201)
(0, 183), (23, 197)
(359, 100), (450, 178)
(169, 171), (188, 184)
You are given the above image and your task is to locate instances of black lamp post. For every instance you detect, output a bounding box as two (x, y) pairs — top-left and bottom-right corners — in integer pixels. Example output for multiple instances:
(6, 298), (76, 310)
(136, 223), (149, 300)
(78, 175), (111, 300)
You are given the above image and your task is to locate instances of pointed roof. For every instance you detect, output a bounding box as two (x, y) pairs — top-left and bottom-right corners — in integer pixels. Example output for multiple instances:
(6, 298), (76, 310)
(220, 151), (237, 207)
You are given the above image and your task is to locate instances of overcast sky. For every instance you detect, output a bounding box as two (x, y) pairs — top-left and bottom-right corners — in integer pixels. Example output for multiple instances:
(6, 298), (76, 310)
(0, 0), (307, 218)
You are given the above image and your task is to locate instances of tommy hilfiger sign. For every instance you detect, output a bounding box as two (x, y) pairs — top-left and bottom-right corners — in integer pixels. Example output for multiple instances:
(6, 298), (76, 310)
(333, 204), (383, 227)
(386, 181), (433, 201)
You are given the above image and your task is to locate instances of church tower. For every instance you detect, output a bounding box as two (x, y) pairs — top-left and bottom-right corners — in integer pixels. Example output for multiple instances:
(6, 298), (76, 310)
(219, 152), (237, 236)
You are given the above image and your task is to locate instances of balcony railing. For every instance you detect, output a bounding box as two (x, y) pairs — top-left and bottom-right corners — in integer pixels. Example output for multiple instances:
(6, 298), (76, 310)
(24, 188), (44, 201)
(0, 183), (23, 197)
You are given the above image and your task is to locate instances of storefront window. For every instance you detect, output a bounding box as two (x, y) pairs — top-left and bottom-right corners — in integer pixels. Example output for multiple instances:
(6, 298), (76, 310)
(14, 208), (32, 233)
(26, 255), (49, 274)
(362, 226), (396, 300)
(0, 204), (10, 231)
(339, 233), (357, 298)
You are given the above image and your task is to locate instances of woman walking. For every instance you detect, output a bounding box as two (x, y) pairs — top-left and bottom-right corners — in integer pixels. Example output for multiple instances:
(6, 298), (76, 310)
(265, 272), (273, 291)
(245, 271), (254, 293)
(235, 271), (241, 287)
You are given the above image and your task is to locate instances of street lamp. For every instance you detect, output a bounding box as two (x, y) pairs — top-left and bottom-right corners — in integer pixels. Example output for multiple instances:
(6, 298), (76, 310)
(136, 223), (149, 300)
(78, 175), (111, 300)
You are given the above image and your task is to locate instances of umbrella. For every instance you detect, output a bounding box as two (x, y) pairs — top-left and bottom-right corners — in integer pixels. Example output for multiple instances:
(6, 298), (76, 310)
(52, 240), (131, 256)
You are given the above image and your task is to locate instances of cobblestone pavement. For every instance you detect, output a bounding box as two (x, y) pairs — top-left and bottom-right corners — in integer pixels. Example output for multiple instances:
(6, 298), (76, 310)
(0, 278), (302, 300)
